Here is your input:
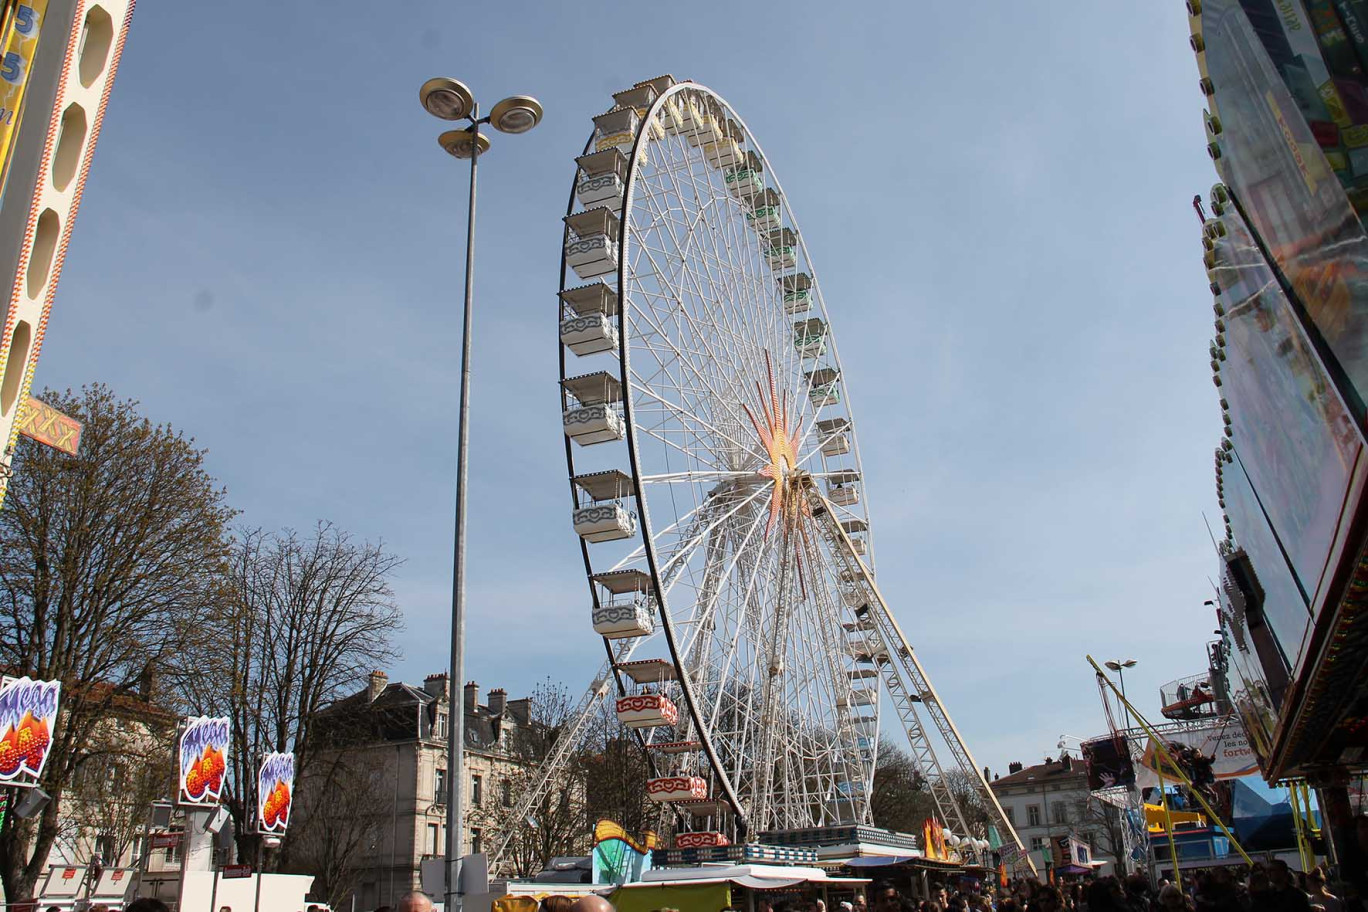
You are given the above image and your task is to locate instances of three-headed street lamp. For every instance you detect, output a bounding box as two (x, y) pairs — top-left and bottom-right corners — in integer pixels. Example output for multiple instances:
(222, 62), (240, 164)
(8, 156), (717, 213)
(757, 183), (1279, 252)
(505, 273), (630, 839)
(418, 76), (543, 912)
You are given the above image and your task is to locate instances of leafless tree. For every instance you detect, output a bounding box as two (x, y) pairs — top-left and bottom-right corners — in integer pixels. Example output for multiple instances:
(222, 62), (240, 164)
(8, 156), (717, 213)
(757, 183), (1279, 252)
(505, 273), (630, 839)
(870, 740), (938, 833)
(284, 744), (392, 909)
(169, 523), (403, 867)
(479, 680), (589, 877)
(0, 385), (234, 902)
(64, 717), (177, 866)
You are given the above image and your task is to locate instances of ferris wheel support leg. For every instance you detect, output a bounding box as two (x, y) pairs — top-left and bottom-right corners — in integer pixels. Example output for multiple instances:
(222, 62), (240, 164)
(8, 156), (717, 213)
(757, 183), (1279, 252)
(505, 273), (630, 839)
(488, 645), (630, 873)
(807, 485), (1034, 873)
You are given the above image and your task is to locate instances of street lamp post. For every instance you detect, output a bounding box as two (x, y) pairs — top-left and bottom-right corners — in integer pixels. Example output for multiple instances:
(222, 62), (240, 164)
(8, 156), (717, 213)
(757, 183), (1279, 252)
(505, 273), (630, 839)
(418, 77), (543, 912)
(1104, 659), (1137, 730)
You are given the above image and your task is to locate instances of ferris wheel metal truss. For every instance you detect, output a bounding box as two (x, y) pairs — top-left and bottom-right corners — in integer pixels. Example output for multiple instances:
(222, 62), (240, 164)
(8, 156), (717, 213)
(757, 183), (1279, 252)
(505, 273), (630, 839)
(490, 75), (1025, 869)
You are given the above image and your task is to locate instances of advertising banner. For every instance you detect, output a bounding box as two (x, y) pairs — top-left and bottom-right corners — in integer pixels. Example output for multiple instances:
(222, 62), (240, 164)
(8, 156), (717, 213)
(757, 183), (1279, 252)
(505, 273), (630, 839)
(0, 676), (59, 786)
(0, 0), (51, 193)
(178, 716), (229, 805)
(1133, 723), (1259, 790)
(256, 751), (294, 834)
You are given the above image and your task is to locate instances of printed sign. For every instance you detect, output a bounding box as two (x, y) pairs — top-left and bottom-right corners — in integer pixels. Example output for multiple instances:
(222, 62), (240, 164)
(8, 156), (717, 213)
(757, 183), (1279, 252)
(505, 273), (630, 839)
(222, 864), (252, 879)
(0, 676), (60, 786)
(17, 397), (82, 455)
(0, 1), (52, 189)
(178, 716), (229, 805)
(1133, 723), (1259, 790)
(256, 751), (294, 834)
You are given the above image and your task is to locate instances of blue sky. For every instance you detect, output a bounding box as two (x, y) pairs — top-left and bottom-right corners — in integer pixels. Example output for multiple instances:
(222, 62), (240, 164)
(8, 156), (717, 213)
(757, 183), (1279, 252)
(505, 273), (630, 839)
(43, 1), (1220, 776)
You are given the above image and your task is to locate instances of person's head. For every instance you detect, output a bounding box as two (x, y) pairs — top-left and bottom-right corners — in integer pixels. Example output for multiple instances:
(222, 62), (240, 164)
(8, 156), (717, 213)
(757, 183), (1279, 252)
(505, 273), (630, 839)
(1033, 888), (1062, 912)
(376, 906), (392, 912)
(397, 892), (433, 912)
(569, 896), (615, 912)
(541, 897), (575, 912)
(840, 903), (854, 912)
(817, 901), (827, 912)
(1268, 860), (1293, 891)
(126, 901), (172, 912)
(854, 897), (867, 911)
(1159, 885), (1185, 911)
(219, 906), (232, 912)
(1307, 870), (1328, 893)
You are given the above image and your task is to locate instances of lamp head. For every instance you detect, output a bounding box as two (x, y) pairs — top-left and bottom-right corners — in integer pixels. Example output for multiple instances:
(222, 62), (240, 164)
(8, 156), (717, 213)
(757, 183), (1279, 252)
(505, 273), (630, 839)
(438, 129), (490, 159)
(420, 77), (475, 121)
(489, 95), (544, 134)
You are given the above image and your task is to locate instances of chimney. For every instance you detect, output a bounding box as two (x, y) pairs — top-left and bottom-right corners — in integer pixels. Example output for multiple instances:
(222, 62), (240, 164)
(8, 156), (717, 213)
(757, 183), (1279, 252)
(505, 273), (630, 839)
(424, 673), (448, 699)
(139, 662), (156, 700)
(488, 688), (507, 716)
(464, 681), (480, 715)
(506, 697), (531, 724)
(1008, 761), (1023, 775)
(1061, 754), (1073, 770)
(367, 670), (388, 702)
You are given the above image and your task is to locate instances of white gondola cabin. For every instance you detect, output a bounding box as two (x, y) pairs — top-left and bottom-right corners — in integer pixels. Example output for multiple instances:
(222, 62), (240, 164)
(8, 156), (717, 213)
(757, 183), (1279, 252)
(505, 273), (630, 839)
(563, 371), (625, 446)
(592, 107), (640, 154)
(649, 740), (702, 755)
(842, 517), (868, 556)
(807, 367), (841, 407)
(616, 693), (679, 729)
(646, 775), (708, 803)
(780, 272), (812, 314)
(565, 208), (621, 281)
(837, 689), (877, 709)
(572, 470), (637, 543)
(767, 228), (797, 271)
(675, 832), (730, 849)
(794, 318), (827, 359)
(617, 658), (677, 685)
(560, 282), (620, 356)
(725, 152), (766, 201)
(591, 569), (655, 639)
(747, 188), (782, 233)
(817, 416), (850, 455)
(575, 148), (629, 212)
(632, 75), (679, 131)
(672, 94), (713, 139)
(702, 119), (744, 168)
(826, 469), (860, 506)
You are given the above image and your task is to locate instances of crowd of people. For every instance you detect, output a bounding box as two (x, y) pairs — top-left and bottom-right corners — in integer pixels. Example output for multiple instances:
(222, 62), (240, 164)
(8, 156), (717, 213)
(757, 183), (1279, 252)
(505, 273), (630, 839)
(858, 861), (1354, 912)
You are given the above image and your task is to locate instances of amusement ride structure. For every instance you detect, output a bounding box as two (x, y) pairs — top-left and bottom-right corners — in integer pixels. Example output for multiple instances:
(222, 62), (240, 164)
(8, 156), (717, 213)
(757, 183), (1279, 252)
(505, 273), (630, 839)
(493, 76), (1026, 868)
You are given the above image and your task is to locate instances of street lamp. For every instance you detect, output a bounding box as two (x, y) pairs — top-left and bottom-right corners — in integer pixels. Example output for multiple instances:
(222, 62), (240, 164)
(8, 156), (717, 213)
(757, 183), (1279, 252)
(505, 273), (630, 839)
(1105, 659), (1138, 730)
(419, 76), (543, 912)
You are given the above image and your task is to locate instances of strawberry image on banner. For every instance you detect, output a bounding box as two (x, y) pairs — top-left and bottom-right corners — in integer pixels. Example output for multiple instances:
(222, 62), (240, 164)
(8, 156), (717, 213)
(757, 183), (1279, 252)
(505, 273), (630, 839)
(178, 716), (230, 806)
(256, 752), (294, 834)
(0, 677), (60, 786)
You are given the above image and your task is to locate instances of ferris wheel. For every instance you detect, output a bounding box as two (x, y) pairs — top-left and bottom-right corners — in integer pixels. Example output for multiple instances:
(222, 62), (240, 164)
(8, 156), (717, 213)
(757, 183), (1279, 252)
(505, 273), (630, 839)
(495, 75), (1025, 864)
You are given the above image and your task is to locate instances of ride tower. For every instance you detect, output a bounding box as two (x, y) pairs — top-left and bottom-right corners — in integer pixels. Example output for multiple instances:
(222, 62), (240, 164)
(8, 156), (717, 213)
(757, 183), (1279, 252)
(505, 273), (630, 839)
(0, 0), (136, 502)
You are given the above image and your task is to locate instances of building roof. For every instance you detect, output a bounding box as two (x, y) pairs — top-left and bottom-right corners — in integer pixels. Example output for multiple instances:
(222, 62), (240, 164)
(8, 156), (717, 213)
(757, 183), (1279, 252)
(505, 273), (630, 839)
(991, 757), (1086, 789)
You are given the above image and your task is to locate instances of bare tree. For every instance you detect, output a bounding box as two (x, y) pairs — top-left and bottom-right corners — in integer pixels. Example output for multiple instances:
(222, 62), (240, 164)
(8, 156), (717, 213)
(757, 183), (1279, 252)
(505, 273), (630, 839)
(170, 523), (403, 867)
(64, 715), (177, 866)
(0, 385), (233, 901)
(284, 744), (391, 909)
(478, 680), (589, 877)
(870, 740), (937, 833)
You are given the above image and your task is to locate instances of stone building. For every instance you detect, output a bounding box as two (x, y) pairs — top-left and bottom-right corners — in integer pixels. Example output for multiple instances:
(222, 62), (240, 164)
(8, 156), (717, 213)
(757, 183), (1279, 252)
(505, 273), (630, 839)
(990, 754), (1122, 875)
(303, 672), (544, 911)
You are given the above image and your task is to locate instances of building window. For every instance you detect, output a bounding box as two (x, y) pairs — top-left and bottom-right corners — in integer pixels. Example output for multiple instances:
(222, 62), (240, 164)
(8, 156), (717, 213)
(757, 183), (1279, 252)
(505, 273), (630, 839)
(1027, 805), (1041, 827)
(1052, 803), (1068, 825)
(1030, 837), (1044, 852)
(435, 768), (447, 804)
(471, 828), (483, 855)
(501, 779), (513, 808)
(427, 823), (440, 856)
(1004, 806), (1015, 826)
(436, 712), (448, 739)
(472, 774), (483, 807)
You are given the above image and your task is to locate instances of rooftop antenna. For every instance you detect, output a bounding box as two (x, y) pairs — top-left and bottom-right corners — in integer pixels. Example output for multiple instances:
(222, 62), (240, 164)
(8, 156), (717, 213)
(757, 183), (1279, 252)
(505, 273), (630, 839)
(1193, 194), (1208, 224)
